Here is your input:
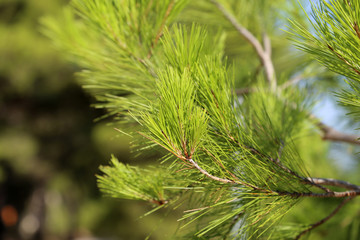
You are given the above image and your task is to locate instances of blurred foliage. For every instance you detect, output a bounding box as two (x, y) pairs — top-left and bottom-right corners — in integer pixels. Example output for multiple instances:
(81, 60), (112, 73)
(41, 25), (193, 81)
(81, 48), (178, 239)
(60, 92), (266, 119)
(0, 0), (180, 239)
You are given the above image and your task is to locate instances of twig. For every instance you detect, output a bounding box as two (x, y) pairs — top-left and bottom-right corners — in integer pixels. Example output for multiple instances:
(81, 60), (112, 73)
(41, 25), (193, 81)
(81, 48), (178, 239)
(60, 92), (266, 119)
(187, 158), (264, 191)
(311, 114), (360, 145)
(210, 0), (277, 90)
(262, 33), (277, 91)
(277, 190), (360, 198)
(202, 147), (241, 182)
(279, 75), (304, 89)
(263, 32), (272, 57)
(187, 158), (235, 184)
(308, 178), (360, 190)
(294, 197), (353, 240)
(275, 140), (285, 163)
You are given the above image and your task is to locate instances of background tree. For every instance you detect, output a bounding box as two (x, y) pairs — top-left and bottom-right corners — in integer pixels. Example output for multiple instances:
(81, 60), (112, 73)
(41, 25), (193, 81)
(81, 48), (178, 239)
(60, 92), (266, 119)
(1, 0), (180, 239)
(43, 0), (360, 239)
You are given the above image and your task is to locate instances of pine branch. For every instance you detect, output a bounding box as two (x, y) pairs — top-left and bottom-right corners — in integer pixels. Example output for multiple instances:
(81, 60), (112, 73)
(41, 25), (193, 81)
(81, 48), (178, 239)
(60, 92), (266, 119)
(191, 136), (360, 198)
(226, 126), (332, 193)
(294, 197), (353, 240)
(205, 134), (358, 196)
(210, 0), (277, 91)
(245, 143), (332, 193)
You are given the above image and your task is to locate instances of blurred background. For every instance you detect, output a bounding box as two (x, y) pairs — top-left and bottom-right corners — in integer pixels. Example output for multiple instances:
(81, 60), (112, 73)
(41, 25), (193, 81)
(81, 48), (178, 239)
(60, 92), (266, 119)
(0, 0), (181, 239)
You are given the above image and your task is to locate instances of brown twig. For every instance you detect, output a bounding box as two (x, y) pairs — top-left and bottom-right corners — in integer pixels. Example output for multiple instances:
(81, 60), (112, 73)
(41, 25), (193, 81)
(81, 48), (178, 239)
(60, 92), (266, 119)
(187, 158), (235, 184)
(210, 0), (277, 90)
(141, 132), (360, 199)
(202, 147), (241, 182)
(308, 178), (360, 190)
(312, 114), (360, 145)
(294, 197), (353, 240)
(277, 190), (360, 198)
(187, 157), (265, 191)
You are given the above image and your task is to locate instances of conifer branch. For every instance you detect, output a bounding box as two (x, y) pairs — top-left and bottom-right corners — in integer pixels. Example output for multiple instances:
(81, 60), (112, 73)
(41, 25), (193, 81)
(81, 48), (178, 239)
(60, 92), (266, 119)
(210, 0), (277, 90)
(294, 197), (353, 240)
(185, 157), (360, 197)
(186, 158), (360, 199)
(227, 134), (332, 193)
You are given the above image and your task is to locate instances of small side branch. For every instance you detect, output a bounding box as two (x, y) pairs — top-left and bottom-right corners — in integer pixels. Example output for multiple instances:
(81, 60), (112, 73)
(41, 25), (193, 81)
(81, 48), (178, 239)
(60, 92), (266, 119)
(187, 158), (265, 191)
(210, 0), (277, 90)
(314, 116), (360, 145)
(295, 197), (353, 240)
(278, 190), (360, 198)
(188, 158), (234, 184)
(309, 178), (360, 190)
(242, 143), (332, 193)
(279, 75), (304, 90)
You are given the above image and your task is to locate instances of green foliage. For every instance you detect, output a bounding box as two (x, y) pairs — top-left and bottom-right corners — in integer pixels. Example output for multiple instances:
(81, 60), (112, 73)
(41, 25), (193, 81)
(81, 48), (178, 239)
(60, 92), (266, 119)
(98, 156), (169, 203)
(44, 0), (360, 239)
(142, 67), (208, 159)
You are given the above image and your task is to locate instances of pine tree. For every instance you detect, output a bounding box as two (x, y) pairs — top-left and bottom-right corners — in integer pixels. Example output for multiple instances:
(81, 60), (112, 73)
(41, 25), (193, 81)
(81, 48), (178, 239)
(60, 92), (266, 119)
(43, 0), (360, 239)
